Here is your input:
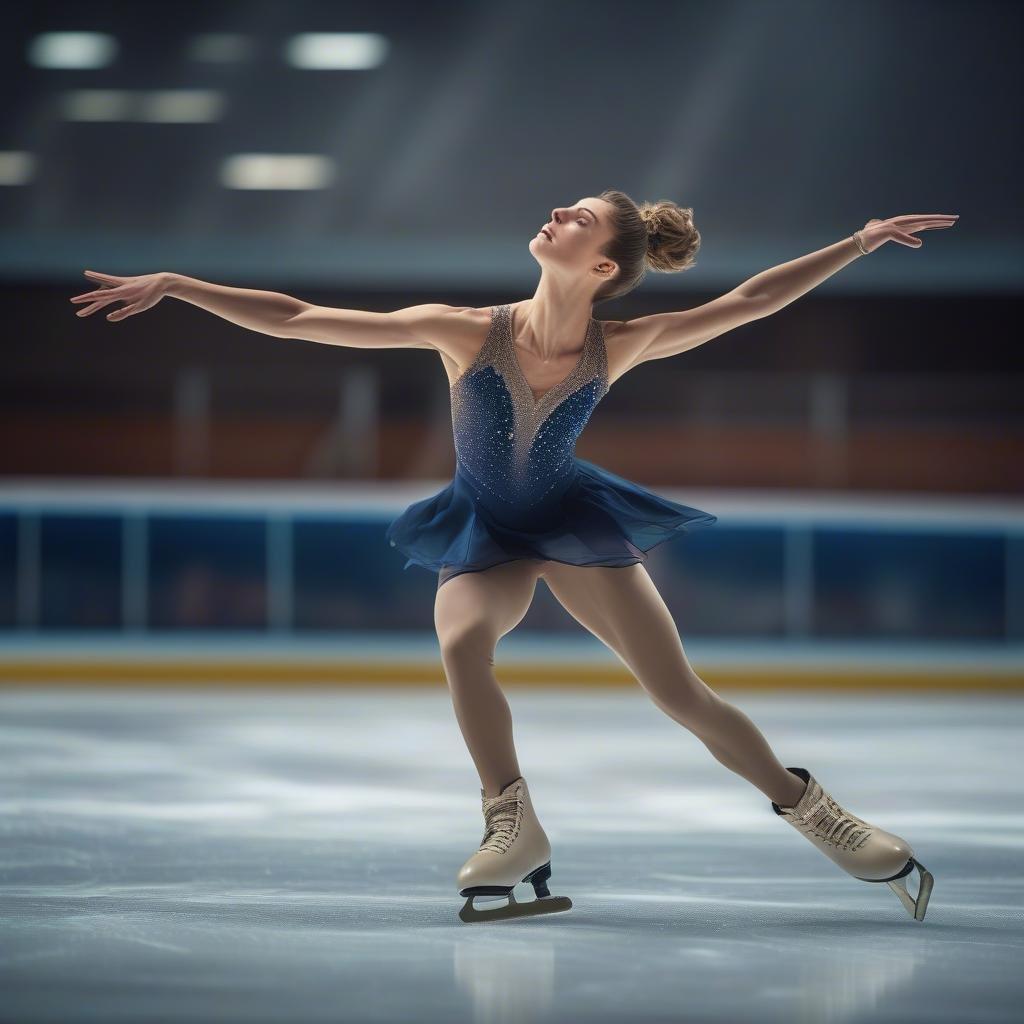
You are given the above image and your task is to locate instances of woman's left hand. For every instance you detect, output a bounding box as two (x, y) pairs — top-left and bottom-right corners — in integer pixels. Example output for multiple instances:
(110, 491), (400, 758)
(858, 214), (959, 253)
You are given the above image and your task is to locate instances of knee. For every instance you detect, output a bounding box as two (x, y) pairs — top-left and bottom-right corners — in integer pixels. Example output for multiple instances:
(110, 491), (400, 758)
(648, 671), (720, 724)
(437, 622), (497, 670)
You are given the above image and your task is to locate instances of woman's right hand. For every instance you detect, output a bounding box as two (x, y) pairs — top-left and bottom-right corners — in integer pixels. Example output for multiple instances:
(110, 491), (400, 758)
(69, 270), (172, 321)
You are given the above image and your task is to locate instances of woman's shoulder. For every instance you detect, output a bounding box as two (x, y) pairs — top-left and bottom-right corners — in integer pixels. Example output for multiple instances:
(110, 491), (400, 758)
(431, 305), (496, 387)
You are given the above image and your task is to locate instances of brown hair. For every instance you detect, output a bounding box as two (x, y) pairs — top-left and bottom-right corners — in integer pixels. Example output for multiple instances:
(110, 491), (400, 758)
(592, 189), (700, 305)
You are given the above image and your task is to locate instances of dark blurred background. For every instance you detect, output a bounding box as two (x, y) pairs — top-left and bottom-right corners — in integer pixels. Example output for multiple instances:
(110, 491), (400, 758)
(1, 0), (1021, 654)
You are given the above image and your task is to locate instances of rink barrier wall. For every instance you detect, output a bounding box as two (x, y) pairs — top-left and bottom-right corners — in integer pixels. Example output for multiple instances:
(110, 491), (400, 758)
(0, 480), (1021, 689)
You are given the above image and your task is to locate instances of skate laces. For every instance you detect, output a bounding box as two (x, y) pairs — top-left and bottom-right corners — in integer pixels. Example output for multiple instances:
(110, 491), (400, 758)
(480, 793), (522, 854)
(790, 786), (872, 852)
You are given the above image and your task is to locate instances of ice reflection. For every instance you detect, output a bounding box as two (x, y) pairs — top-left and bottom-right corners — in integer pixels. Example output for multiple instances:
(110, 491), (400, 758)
(455, 936), (556, 1024)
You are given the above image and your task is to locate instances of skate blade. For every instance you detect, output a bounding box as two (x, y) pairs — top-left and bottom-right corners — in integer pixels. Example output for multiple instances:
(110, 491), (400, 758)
(459, 893), (573, 924)
(885, 858), (934, 922)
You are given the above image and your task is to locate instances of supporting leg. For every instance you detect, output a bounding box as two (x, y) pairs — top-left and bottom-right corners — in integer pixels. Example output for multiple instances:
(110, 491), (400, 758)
(434, 559), (546, 797)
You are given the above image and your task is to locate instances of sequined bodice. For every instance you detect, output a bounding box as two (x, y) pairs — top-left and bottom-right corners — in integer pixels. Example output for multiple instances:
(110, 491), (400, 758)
(450, 303), (609, 519)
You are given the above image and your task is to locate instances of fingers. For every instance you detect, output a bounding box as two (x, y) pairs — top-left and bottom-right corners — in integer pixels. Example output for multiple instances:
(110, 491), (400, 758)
(867, 214), (958, 250)
(83, 270), (125, 284)
(75, 300), (113, 317)
(71, 286), (124, 315)
(891, 215), (959, 228)
(892, 214), (958, 222)
(106, 303), (141, 320)
(72, 292), (121, 315)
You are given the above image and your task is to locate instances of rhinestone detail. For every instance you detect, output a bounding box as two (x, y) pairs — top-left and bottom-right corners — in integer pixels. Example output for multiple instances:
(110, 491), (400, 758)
(450, 304), (609, 510)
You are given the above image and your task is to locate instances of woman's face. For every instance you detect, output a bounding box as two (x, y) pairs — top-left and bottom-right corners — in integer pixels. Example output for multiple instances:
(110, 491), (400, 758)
(530, 196), (617, 281)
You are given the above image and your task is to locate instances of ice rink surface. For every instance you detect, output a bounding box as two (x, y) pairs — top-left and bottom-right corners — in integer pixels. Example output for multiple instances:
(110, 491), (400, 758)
(2, 687), (1022, 1023)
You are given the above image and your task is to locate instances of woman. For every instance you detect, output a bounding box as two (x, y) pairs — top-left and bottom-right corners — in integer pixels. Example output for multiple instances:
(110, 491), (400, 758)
(71, 191), (955, 924)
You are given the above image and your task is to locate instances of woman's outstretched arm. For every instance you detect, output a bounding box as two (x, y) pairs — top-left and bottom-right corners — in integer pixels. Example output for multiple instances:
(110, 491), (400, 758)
(731, 213), (957, 313)
(608, 213), (958, 377)
(70, 269), (455, 351)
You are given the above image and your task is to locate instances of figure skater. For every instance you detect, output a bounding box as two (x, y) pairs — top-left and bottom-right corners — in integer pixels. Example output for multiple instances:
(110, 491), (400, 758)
(70, 191), (956, 924)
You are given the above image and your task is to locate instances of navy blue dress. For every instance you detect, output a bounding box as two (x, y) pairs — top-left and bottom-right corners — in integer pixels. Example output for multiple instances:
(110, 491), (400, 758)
(386, 303), (717, 587)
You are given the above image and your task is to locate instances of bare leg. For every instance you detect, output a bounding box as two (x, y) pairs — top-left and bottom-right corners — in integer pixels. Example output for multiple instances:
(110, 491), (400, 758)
(540, 561), (807, 807)
(434, 559), (546, 798)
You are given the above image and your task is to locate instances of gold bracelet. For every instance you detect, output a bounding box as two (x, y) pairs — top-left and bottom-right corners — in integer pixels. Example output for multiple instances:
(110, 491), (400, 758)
(852, 230), (869, 255)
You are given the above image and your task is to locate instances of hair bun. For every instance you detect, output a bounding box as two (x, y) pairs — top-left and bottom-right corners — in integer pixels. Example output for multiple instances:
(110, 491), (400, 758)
(640, 209), (661, 248)
(594, 190), (700, 301)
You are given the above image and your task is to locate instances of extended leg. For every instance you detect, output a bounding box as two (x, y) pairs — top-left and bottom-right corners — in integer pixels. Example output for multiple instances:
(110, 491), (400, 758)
(434, 559), (545, 797)
(541, 561), (932, 920)
(540, 561), (806, 807)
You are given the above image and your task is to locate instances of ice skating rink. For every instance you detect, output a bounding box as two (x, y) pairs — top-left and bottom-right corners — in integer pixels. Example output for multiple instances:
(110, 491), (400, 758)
(2, 686), (1021, 1024)
(5, 3), (1020, 1021)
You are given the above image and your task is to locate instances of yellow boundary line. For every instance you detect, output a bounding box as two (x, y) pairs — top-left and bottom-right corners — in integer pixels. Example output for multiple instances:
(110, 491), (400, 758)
(0, 661), (1021, 690)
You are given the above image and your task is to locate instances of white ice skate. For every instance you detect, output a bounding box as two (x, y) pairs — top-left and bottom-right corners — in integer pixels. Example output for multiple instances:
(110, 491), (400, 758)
(457, 775), (572, 923)
(771, 766), (933, 921)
